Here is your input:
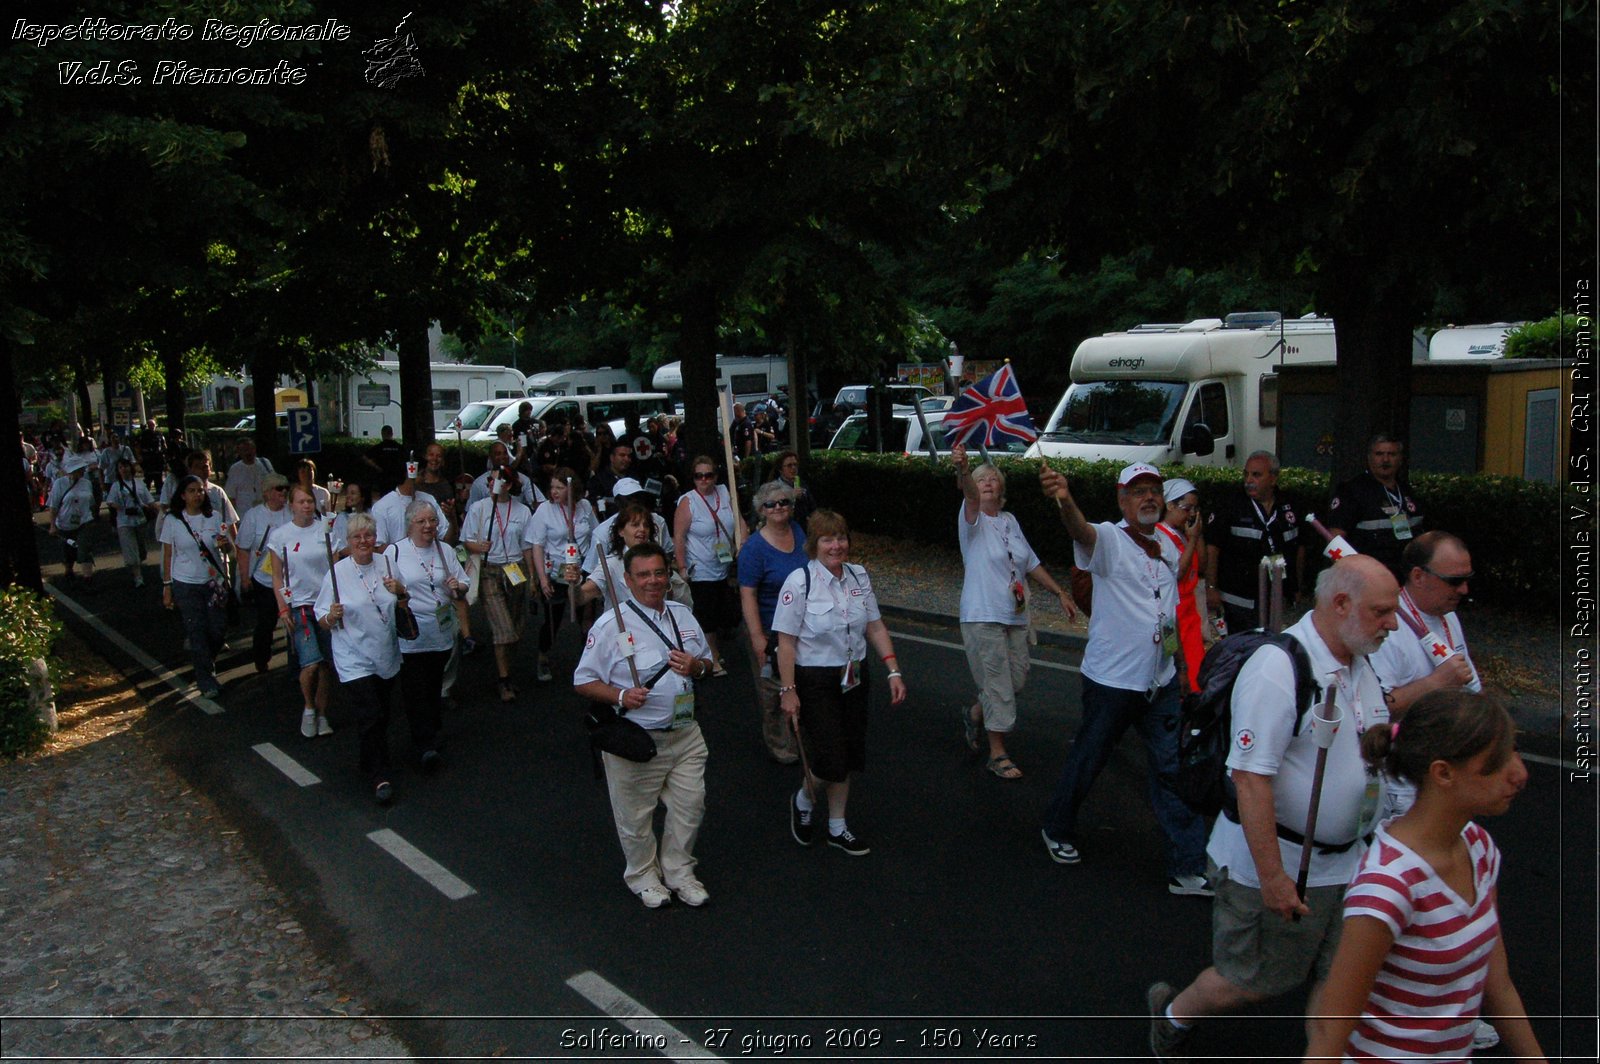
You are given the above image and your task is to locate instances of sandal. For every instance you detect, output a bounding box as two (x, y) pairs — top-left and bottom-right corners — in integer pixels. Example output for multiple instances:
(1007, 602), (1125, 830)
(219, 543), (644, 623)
(986, 755), (1023, 780)
(498, 677), (517, 703)
(961, 707), (983, 752)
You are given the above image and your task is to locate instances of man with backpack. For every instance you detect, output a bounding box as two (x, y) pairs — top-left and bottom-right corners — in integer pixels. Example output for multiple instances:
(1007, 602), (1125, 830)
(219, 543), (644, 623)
(1147, 555), (1398, 1061)
(1036, 462), (1210, 896)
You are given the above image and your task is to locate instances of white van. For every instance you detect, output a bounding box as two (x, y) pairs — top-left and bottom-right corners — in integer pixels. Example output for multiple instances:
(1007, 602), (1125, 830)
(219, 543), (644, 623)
(1425, 322), (1526, 361)
(341, 361), (526, 438)
(524, 366), (643, 396)
(464, 392), (672, 442)
(1027, 312), (1336, 469)
(651, 355), (789, 407)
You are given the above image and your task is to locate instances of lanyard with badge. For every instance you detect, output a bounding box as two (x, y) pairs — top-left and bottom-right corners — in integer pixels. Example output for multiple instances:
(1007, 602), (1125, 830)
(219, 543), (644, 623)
(493, 499), (526, 585)
(1324, 663), (1385, 834)
(1136, 539), (1179, 665)
(625, 600), (696, 726)
(997, 514), (1027, 612)
(831, 567), (866, 692)
(696, 489), (735, 565)
(1382, 485), (1413, 541)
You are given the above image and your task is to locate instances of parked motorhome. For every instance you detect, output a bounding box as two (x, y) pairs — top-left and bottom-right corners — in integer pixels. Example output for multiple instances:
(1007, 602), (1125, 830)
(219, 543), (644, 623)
(1026, 312), (1336, 469)
(1425, 322), (1527, 361)
(339, 361), (525, 438)
(651, 355), (790, 407)
(524, 366), (643, 396)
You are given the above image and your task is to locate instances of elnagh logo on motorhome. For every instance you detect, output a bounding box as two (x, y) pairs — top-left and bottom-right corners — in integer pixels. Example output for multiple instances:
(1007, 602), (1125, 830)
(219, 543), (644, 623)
(1107, 357), (1146, 369)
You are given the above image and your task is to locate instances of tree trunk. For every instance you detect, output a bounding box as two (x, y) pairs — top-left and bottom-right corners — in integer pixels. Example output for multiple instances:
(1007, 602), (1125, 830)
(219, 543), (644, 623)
(786, 332), (806, 458)
(396, 302), (435, 453)
(679, 283), (721, 464)
(249, 345), (280, 465)
(0, 337), (44, 591)
(73, 356), (94, 437)
(161, 346), (187, 437)
(1323, 283), (1417, 485)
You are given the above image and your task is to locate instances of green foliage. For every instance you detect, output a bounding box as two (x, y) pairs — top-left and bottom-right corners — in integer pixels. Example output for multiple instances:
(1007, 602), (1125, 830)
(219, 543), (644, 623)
(802, 453), (1558, 612)
(1505, 314), (1584, 360)
(0, 587), (61, 758)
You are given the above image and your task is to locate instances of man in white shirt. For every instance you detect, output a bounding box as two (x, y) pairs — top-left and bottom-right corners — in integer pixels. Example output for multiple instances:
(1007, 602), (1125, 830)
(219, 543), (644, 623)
(225, 436), (275, 514)
(1037, 462), (1211, 896)
(372, 466), (450, 548)
(1369, 531), (1479, 711)
(573, 543), (714, 910)
(467, 441), (544, 510)
(1148, 555), (1398, 1060)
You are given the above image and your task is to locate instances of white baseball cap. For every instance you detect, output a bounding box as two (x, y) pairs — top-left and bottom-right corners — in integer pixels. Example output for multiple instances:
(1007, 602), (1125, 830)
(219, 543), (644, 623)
(612, 477), (646, 497)
(1117, 462), (1162, 488)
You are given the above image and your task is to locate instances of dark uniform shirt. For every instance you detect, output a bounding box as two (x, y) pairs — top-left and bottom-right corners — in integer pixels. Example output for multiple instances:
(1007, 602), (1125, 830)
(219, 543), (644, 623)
(1327, 471), (1424, 577)
(1205, 489), (1302, 614)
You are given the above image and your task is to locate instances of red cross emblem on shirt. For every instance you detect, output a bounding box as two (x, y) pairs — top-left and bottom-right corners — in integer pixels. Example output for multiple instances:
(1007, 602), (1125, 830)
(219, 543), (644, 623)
(1430, 641), (1450, 659)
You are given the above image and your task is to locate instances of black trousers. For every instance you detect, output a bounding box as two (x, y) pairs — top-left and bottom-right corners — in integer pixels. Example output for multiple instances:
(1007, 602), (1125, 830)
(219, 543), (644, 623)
(342, 674), (397, 783)
(398, 650), (448, 755)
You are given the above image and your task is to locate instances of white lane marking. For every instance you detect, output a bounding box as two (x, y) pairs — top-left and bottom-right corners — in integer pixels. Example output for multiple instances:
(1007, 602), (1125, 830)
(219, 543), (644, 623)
(565, 970), (724, 1061)
(252, 743), (322, 786)
(1521, 751), (1583, 771)
(890, 629), (1081, 673)
(367, 829), (477, 900)
(44, 583), (223, 715)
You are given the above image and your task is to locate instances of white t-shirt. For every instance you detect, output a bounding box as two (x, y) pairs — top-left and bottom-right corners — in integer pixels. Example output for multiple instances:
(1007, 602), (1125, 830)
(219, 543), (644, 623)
(574, 599), (708, 730)
(237, 504), (291, 587)
(461, 497), (537, 564)
(48, 476), (97, 530)
(225, 457), (274, 513)
(267, 519), (337, 607)
(383, 539), (467, 654)
(467, 470), (544, 511)
(314, 556), (402, 682)
(160, 510), (229, 585)
(770, 561), (881, 667)
(1076, 520), (1179, 692)
(584, 512), (672, 572)
(105, 477), (154, 528)
(528, 498), (597, 577)
(1206, 611), (1390, 888)
(678, 486), (737, 581)
(1369, 591), (1481, 694)
(371, 489), (449, 548)
(958, 503), (1041, 625)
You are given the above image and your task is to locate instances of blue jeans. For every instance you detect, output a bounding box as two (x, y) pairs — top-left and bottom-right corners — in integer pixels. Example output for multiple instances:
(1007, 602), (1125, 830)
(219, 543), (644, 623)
(1042, 676), (1207, 878)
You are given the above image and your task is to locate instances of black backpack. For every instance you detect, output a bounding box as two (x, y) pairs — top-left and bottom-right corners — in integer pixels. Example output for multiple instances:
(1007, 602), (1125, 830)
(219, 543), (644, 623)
(1175, 631), (1321, 817)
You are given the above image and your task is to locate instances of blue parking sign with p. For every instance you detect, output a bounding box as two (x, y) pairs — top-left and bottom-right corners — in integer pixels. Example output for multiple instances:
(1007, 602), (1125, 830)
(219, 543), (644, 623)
(289, 408), (321, 455)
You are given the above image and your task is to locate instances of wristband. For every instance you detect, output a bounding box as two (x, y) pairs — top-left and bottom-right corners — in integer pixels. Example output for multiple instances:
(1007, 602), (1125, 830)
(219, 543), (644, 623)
(887, 670), (902, 679)
(163, 580), (173, 586)
(777, 684), (795, 694)
(881, 653), (897, 662)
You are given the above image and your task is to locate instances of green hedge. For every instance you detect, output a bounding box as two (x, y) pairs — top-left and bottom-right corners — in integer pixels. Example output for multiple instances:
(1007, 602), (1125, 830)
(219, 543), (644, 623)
(801, 453), (1561, 612)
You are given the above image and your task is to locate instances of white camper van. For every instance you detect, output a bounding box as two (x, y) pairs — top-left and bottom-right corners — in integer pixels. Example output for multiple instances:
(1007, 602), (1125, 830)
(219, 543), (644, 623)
(1425, 322), (1526, 361)
(1027, 312), (1336, 469)
(523, 366), (643, 396)
(341, 361), (526, 438)
(651, 355), (789, 407)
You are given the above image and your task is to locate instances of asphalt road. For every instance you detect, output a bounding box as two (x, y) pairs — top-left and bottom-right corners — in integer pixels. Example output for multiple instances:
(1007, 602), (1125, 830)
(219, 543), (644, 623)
(31, 525), (1598, 1062)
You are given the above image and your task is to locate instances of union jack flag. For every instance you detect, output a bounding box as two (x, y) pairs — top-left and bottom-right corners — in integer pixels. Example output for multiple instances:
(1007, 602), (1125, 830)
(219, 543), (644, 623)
(942, 364), (1039, 449)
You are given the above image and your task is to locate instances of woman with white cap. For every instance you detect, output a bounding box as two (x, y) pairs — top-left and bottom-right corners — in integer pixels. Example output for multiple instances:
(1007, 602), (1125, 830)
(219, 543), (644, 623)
(952, 442), (1077, 779)
(1156, 477), (1206, 692)
(47, 450), (100, 587)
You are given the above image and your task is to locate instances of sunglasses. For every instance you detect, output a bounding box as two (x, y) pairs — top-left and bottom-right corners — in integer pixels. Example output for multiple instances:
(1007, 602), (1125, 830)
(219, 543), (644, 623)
(693, 472), (717, 480)
(761, 499), (793, 510)
(1422, 566), (1473, 589)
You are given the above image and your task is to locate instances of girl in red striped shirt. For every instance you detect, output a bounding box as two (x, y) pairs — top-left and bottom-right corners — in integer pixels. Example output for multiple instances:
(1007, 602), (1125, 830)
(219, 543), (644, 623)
(1305, 690), (1544, 1063)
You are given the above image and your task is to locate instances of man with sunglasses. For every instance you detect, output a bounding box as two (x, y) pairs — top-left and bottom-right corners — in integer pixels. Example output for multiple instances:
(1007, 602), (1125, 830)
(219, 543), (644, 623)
(1204, 450), (1305, 636)
(1369, 531), (1480, 714)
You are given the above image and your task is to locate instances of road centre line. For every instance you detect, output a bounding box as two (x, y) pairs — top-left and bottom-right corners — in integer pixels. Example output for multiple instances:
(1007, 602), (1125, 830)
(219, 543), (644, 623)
(565, 970), (724, 1061)
(251, 742), (322, 787)
(367, 829), (477, 901)
(889, 629), (1081, 673)
(44, 583), (223, 715)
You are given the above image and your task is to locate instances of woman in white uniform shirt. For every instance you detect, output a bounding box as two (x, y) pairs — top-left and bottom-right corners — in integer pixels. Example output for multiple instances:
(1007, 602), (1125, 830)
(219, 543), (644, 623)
(952, 442), (1076, 780)
(772, 510), (907, 856)
(530, 467), (597, 682)
(159, 475), (233, 699)
(384, 501), (467, 772)
(269, 485), (338, 739)
(314, 513), (404, 804)
(461, 464), (538, 702)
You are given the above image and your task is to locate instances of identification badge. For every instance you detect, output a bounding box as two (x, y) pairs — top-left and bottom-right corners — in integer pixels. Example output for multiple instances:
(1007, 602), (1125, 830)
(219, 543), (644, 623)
(1011, 580), (1026, 611)
(840, 659), (862, 693)
(672, 688), (696, 726)
(1159, 617), (1179, 658)
(502, 561), (526, 586)
(1389, 511), (1413, 540)
(1359, 776), (1382, 835)
(616, 630), (637, 657)
(714, 539), (734, 564)
(435, 602), (456, 629)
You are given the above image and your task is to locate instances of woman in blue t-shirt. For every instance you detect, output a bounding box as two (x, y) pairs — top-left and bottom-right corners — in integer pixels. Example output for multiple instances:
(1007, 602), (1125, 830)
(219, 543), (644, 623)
(737, 480), (809, 763)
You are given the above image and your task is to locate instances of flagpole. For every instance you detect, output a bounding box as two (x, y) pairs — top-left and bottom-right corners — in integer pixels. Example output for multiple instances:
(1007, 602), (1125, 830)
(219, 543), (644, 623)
(910, 394), (939, 466)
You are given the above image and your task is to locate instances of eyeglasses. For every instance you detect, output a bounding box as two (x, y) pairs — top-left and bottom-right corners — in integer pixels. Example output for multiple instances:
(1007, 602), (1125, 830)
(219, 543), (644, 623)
(693, 472), (717, 480)
(1422, 566), (1473, 588)
(761, 499), (793, 510)
(1122, 484), (1162, 498)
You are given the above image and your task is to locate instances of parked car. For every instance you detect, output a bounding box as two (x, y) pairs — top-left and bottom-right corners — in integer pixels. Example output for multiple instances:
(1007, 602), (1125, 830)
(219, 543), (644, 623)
(810, 384), (936, 448)
(825, 411), (1030, 457)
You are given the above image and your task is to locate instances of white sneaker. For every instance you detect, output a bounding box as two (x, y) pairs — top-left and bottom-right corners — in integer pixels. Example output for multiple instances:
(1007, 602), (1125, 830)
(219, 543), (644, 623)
(1471, 1020), (1500, 1049)
(1168, 874), (1215, 897)
(316, 714), (334, 737)
(672, 880), (710, 907)
(300, 709), (316, 738)
(637, 884), (672, 909)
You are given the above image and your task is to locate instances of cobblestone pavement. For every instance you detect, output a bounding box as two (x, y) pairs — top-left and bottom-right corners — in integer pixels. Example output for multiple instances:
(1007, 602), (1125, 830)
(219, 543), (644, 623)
(0, 629), (411, 1062)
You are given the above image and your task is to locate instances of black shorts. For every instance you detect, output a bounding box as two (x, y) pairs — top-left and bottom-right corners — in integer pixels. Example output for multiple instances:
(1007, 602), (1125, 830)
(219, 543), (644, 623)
(688, 579), (739, 633)
(794, 664), (869, 782)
